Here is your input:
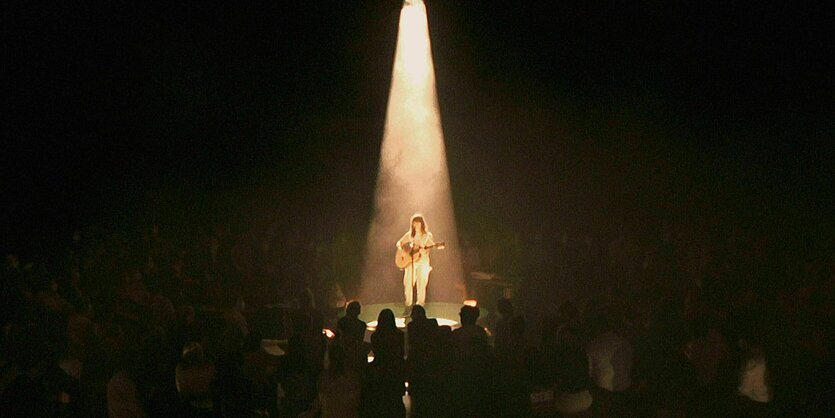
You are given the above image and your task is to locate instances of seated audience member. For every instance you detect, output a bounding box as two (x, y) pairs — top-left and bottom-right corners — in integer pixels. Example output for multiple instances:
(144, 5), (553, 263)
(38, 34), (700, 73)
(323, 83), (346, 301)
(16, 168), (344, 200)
(0, 326), (55, 418)
(60, 265), (90, 314)
(170, 304), (204, 359)
(585, 309), (634, 415)
(306, 343), (361, 418)
(224, 294), (250, 340)
(213, 350), (261, 417)
(175, 342), (215, 411)
(737, 345), (771, 403)
(150, 293), (176, 328)
(553, 324), (594, 416)
(107, 370), (147, 418)
(107, 344), (149, 418)
(35, 277), (74, 315)
(277, 328), (318, 417)
(292, 311), (327, 376)
(729, 341), (782, 416)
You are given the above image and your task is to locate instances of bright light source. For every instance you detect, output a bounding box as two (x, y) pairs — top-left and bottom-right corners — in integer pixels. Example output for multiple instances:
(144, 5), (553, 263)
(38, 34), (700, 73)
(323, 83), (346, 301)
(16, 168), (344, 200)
(367, 317), (459, 331)
(366, 317), (408, 331)
(360, 0), (464, 305)
(435, 317), (459, 327)
(322, 329), (335, 339)
(464, 299), (478, 307)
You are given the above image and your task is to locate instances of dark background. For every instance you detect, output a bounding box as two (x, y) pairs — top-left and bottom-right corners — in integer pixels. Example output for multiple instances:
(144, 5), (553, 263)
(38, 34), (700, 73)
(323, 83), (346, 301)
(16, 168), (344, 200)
(3, 0), (833, 259)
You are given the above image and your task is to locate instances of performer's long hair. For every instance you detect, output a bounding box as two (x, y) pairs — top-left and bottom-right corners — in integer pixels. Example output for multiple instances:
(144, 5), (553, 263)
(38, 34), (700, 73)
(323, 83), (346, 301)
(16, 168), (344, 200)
(410, 213), (428, 237)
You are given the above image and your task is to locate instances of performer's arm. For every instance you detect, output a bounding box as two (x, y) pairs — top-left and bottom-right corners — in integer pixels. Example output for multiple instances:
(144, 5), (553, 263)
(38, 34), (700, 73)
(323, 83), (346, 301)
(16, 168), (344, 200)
(425, 232), (436, 248)
(419, 233), (435, 257)
(396, 232), (411, 249)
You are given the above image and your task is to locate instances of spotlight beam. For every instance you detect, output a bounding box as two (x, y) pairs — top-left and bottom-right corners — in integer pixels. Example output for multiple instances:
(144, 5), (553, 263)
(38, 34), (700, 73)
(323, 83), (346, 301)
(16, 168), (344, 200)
(360, 1), (464, 304)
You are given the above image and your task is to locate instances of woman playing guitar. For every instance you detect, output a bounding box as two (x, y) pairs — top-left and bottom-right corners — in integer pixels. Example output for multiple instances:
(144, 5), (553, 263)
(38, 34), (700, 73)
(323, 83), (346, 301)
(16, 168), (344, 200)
(395, 214), (438, 314)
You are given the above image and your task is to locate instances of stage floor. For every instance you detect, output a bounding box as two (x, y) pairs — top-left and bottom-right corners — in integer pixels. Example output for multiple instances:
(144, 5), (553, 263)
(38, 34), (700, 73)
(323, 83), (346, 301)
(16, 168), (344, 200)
(358, 302), (488, 330)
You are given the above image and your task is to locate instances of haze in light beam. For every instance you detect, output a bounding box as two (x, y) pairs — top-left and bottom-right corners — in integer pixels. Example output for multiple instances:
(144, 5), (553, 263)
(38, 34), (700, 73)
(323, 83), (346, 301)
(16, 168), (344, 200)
(360, 1), (464, 304)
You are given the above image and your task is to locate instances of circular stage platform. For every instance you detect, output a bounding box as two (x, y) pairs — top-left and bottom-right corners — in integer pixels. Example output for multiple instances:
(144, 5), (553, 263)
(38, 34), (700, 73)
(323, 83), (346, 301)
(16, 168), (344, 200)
(358, 302), (488, 331)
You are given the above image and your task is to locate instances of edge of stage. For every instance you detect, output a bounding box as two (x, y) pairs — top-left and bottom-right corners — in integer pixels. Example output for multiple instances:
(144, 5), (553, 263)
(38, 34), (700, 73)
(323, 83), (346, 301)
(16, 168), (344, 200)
(359, 301), (488, 330)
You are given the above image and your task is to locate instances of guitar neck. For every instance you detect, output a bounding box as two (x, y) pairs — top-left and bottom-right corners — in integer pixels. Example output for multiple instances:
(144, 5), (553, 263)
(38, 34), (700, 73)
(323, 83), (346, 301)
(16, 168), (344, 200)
(401, 241), (445, 251)
(420, 242), (445, 250)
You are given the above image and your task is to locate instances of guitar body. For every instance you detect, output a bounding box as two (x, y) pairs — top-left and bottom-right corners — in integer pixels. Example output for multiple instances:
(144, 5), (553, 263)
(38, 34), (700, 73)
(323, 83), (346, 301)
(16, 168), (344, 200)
(395, 242), (445, 270)
(395, 247), (423, 269)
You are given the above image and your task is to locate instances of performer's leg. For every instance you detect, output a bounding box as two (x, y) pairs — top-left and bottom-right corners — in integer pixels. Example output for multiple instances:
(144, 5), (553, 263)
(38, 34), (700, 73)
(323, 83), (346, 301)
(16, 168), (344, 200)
(416, 264), (431, 306)
(403, 266), (414, 307)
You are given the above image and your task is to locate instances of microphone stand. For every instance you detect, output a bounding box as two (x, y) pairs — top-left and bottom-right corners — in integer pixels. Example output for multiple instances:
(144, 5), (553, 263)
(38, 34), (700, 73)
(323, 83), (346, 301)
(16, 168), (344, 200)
(409, 242), (416, 316)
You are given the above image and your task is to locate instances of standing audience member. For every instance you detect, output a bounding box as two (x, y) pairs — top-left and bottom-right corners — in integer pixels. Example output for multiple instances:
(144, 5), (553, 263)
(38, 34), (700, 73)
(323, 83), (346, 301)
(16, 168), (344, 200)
(493, 297), (518, 357)
(337, 301), (367, 343)
(405, 304), (438, 417)
(363, 309), (405, 417)
(451, 305), (493, 417)
(495, 315), (533, 417)
(337, 301), (371, 374)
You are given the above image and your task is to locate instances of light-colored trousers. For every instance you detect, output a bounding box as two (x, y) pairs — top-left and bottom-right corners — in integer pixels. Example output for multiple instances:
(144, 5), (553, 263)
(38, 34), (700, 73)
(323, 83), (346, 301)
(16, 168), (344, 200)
(403, 262), (432, 306)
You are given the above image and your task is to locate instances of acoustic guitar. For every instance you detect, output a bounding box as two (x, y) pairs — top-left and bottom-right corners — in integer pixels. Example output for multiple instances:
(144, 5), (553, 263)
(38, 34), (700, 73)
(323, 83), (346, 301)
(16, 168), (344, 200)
(395, 241), (445, 269)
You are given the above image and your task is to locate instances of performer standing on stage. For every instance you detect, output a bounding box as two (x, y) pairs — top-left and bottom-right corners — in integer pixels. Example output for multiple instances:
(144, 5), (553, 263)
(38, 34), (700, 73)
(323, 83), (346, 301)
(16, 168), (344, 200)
(396, 214), (435, 314)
